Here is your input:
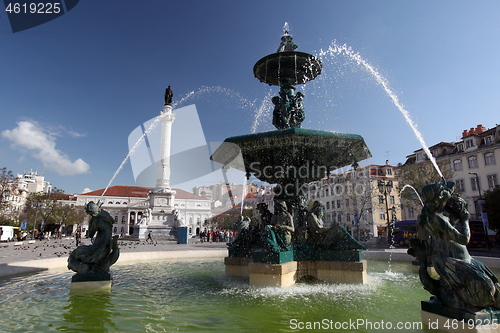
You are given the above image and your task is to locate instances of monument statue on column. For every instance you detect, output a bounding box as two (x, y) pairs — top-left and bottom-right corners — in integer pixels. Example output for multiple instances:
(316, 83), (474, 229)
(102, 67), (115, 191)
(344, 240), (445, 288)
(133, 86), (177, 240)
(164, 86), (173, 105)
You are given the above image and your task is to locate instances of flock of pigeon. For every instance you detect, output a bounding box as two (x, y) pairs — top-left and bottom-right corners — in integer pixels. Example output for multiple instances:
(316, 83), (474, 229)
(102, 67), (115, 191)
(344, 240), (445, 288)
(10, 239), (161, 258)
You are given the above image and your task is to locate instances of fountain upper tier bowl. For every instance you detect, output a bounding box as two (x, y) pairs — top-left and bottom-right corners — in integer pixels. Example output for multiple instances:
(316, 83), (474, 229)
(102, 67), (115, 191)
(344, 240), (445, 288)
(211, 128), (371, 184)
(253, 51), (322, 86)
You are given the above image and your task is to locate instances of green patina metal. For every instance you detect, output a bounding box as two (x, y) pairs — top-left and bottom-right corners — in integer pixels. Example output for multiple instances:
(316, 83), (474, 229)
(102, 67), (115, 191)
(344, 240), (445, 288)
(253, 51), (322, 87)
(252, 250), (294, 264)
(212, 128), (371, 184)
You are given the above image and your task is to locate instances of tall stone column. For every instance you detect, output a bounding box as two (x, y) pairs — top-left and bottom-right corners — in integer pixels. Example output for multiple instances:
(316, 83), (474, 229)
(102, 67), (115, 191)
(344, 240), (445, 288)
(156, 105), (175, 189)
(133, 104), (177, 240)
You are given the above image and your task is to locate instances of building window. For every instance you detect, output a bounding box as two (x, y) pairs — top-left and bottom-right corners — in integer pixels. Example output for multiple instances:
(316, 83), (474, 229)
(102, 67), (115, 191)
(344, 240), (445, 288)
(456, 179), (465, 192)
(453, 159), (463, 171)
(326, 201), (330, 210)
(345, 199), (349, 207)
(432, 150), (439, 158)
(386, 168), (392, 175)
(378, 195), (384, 204)
(336, 200), (341, 209)
(416, 152), (424, 161)
(390, 195), (395, 205)
(471, 176), (480, 192)
(457, 143), (464, 152)
(379, 211), (386, 221)
(485, 136), (493, 145)
(408, 206), (415, 218)
(485, 152), (496, 166)
(487, 174), (498, 189)
(468, 155), (478, 169)
(347, 213), (351, 222)
(465, 139), (475, 149)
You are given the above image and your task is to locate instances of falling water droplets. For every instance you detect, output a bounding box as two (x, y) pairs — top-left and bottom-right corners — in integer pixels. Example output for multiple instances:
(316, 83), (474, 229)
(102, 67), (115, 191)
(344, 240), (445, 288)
(317, 40), (444, 178)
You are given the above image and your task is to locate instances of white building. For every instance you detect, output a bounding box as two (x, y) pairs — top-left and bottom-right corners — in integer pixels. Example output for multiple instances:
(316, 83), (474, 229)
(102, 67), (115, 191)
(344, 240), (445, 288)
(13, 171), (52, 194)
(76, 185), (212, 237)
(1, 171), (52, 221)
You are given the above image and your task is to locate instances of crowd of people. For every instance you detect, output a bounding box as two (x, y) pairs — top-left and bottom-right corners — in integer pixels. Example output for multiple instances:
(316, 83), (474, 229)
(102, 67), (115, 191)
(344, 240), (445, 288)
(198, 229), (235, 243)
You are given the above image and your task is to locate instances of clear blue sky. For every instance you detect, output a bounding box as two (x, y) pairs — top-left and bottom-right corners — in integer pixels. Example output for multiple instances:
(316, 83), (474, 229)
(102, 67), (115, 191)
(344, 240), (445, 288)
(1, 1), (500, 194)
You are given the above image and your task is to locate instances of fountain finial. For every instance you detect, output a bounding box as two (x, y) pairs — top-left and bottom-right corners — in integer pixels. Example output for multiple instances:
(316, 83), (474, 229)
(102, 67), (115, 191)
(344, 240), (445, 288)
(277, 22), (297, 52)
(283, 22), (289, 35)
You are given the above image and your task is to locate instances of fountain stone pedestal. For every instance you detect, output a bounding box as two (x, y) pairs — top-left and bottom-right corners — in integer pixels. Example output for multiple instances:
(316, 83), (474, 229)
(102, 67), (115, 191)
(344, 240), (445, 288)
(70, 273), (113, 292)
(249, 261), (298, 287)
(225, 254), (367, 286)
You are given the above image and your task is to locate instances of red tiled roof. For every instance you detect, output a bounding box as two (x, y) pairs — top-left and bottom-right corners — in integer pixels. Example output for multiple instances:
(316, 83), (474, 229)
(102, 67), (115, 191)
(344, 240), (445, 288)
(80, 186), (207, 200)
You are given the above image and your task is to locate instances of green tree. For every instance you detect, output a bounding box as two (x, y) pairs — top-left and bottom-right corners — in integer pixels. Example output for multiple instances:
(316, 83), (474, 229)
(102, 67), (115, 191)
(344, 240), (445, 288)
(22, 188), (67, 231)
(397, 160), (453, 207)
(484, 186), (500, 231)
(0, 167), (14, 215)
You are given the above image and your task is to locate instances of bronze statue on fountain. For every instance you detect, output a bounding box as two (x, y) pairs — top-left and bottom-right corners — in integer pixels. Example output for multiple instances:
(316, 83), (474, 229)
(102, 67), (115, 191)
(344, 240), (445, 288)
(409, 181), (500, 324)
(68, 201), (120, 284)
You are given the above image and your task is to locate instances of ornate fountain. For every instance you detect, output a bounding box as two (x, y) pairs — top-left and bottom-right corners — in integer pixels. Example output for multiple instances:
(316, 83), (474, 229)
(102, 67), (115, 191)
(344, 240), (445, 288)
(212, 25), (371, 286)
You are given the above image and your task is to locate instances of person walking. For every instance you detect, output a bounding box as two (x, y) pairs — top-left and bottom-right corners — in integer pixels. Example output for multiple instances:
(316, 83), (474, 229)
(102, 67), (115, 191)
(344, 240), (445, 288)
(146, 231), (153, 244)
(75, 230), (81, 247)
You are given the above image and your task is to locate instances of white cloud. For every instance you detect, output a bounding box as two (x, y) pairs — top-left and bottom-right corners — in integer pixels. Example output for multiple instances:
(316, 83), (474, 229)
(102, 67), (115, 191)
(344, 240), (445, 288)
(82, 188), (92, 194)
(2, 120), (90, 175)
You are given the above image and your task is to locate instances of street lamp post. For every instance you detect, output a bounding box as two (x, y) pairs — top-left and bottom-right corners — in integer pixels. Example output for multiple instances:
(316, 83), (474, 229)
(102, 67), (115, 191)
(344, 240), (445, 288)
(378, 179), (394, 248)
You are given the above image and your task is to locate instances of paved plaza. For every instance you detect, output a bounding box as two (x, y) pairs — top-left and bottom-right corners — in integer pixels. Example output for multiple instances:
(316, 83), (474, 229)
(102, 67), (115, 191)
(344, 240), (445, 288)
(1, 237), (500, 279)
(0, 237), (228, 278)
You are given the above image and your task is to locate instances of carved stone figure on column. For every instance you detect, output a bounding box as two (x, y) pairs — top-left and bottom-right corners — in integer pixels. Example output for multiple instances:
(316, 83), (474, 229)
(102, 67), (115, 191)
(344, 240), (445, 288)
(68, 201), (120, 282)
(256, 202), (273, 232)
(262, 200), (295, 252)
(227, 215), (252, 257)
(272, 96), (289, 129)
(409, 181), (500, 311)
(305, 201), (365, 250)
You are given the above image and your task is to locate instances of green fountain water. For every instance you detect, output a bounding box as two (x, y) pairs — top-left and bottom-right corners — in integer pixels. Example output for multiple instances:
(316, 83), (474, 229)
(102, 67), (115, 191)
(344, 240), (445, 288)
(0, 259), (431, 332)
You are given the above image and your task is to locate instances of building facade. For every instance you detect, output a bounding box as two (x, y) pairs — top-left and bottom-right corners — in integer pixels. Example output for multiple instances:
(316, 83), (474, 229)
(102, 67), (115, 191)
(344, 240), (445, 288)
(1, 171), (52, 222)
(307, 162), (402, 239)
(75, 186), (212, 237)
(400, 123), (500, 223)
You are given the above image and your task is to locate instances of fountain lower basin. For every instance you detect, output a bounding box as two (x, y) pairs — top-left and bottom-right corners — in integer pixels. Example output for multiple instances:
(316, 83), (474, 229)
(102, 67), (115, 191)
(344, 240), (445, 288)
(0, 258), (430, 332)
